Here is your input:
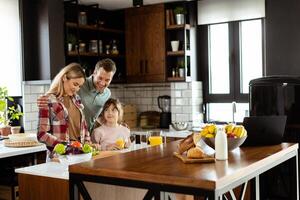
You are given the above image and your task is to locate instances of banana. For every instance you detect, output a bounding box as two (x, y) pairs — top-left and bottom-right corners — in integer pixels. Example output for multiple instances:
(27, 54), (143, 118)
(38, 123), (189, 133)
(207, 124), (216, 135)
(225, 124), (234, 133)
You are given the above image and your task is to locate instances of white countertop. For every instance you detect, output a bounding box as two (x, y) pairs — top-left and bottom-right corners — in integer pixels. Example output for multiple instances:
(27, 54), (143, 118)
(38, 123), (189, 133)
(15, 143), (149, 180)
(0, 140), (47, 159)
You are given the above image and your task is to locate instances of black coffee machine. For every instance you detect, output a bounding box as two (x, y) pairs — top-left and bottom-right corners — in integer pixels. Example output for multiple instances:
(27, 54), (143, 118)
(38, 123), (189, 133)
(158, 95), (171, 128)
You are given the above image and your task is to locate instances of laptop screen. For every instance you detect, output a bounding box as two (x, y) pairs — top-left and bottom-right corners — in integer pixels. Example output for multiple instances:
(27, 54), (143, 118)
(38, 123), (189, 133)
(242, 115), (287, 146)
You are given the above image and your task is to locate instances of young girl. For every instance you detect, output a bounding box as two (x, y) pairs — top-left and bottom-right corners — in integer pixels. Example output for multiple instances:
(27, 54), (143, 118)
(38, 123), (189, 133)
(92, 98), (131, 150)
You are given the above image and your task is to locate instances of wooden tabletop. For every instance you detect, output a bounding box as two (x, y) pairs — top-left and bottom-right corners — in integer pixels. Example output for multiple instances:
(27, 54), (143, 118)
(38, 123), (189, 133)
(69, 141), (298, 191)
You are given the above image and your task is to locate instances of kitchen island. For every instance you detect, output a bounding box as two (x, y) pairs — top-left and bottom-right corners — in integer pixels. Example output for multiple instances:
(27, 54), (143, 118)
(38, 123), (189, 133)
(15, 143), (150, 200)
(69, 140), (299, 200)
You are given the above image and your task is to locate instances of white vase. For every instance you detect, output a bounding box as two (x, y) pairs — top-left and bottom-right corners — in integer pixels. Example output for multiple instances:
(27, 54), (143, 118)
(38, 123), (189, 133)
(175, 14), (185, 25)
(171, 41), (179, 52)
(179, 68), (185, 77)
(68, 43), (73, 52)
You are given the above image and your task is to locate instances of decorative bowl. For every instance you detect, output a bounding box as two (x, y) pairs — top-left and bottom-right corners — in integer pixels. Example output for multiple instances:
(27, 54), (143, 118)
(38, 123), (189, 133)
(202, 136), (247, 151)
(58, 152), (92, 166)
(171, 122), (188, 131)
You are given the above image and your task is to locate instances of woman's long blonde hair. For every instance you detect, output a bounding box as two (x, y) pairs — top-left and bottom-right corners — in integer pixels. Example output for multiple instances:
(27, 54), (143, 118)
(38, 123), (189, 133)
(47, 63), (85, 97)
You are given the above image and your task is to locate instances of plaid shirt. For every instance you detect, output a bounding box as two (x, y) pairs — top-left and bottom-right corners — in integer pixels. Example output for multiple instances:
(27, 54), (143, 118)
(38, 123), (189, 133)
(37, 94), (90, 150)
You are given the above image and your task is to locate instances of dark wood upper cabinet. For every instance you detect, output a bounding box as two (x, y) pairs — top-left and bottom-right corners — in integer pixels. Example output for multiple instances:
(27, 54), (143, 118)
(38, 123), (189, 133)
(125, 4), (166, 83)
(63, 2), (126, 83)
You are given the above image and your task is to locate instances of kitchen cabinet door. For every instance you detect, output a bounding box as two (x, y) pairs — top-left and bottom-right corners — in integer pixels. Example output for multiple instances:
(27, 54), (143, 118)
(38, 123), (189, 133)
(125, 9), (144, 82)
(143, 4), (166, 82)
(125, 4), (165, 83)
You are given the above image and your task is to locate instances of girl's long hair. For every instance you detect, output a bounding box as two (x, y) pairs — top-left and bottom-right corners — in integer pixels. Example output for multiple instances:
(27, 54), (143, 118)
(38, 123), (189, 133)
(47, 63), (85, 97)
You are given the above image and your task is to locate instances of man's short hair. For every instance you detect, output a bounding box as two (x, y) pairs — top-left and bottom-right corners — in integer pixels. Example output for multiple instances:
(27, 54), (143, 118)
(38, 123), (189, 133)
(95, 58), (116, 74)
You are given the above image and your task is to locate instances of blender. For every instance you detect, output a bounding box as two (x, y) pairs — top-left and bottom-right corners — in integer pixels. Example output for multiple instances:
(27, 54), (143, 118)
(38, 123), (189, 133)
(157, 95), (171, 128)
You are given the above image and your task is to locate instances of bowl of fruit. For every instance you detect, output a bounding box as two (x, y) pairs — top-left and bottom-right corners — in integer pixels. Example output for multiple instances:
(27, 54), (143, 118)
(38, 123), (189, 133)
(53, 141), (98, 165)
(201, 124), (247, 151)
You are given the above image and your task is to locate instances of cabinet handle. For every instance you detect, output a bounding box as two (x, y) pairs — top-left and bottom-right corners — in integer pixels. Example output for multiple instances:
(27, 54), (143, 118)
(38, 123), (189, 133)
(140, 60), (143, 74)
(145, 60), (148, 74)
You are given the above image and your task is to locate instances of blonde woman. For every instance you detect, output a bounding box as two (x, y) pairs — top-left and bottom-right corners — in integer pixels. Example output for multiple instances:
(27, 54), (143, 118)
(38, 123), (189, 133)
(92, 98), (130, 150)
(37, 63), (90, 150)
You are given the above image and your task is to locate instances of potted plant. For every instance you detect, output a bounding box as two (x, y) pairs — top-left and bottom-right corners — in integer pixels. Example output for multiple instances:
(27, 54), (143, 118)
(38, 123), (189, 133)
(178, 60), (185, 78)
(67, 34), (77, 52)
(0, 87), (23, 136)
(174, 6), (187, 25)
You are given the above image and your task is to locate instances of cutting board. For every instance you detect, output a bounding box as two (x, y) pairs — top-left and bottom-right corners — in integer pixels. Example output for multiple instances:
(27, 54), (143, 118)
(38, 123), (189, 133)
(173, 152), (215, 164)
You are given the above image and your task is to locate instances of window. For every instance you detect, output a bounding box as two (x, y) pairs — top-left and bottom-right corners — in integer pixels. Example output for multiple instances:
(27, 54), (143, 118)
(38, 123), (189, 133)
(0, 0), (22, 96)
(200, 19), (264, 123)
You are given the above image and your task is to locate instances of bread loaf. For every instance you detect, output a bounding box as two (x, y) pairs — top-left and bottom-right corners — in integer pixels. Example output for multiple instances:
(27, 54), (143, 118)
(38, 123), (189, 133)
(193, 132), (202, 145)
(187, 147), (205, 159)
(178, 134), (195, 154)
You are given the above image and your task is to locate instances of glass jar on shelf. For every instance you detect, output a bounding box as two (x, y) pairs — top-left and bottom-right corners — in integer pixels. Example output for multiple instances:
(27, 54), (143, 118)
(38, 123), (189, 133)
(98, 40), (103, 54)
(79, 43), (86, 53)
(89, 40), (98, 53)
(78, 12), (87, 25)
(105, 45), (110, 54)
(111, 40), (119, 55)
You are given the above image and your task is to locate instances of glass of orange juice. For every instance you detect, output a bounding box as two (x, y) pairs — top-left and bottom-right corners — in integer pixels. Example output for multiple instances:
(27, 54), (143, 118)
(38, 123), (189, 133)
(148, 131), (163, 146)
(148, 136), (163, 146)
(115, 137), (125, 149)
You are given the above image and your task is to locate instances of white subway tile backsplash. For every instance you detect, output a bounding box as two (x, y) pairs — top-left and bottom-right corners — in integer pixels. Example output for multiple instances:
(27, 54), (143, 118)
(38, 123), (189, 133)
(174, 91), (182, 97)
(191, 97), (203, 105)
(31, 85), (45, 94)
(172, 106), (182, 113)
(24, 121), (32, 131)
(192, 81), (202, 90)
(175, 114), (189, 122)
(31, 104), (39, 112)
(24, 94), (38, 104)
(23, 81), (204, 131)
(25, 112), (39, 122)
(24, 103), (32, 113)
(181, 106), (192, 114)
(182, 90), (192, 98)
(175, 98), (189, 106)
(174, 82), (188, 90)
(31, 120), (38, 131)
(141, 98), (152, 105)
(24, 85), (31, 94)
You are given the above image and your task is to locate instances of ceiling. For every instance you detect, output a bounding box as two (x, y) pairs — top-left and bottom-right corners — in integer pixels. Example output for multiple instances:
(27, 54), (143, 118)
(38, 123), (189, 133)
(79, 0), (183, 10)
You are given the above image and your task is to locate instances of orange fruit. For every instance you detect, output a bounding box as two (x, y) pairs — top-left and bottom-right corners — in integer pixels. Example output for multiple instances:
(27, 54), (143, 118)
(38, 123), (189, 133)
(71, 141), (82, 148)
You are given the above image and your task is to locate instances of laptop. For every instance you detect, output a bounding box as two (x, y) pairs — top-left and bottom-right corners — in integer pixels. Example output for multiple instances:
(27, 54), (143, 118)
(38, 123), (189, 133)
(242, 115), (287, 146)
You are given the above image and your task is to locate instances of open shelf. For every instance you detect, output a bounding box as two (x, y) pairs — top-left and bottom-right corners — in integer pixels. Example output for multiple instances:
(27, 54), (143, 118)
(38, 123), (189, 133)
(167, 77), (185, 82)
(166, 24), (190, 30)
(66, 22), (124, 34)
(68, 51), (124, 58)
(167, 51), (185, 56)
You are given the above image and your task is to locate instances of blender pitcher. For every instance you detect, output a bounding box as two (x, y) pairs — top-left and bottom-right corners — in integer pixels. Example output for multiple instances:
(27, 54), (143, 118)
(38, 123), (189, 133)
(157, 95), (171, 128)
(157, 95), (171, 112)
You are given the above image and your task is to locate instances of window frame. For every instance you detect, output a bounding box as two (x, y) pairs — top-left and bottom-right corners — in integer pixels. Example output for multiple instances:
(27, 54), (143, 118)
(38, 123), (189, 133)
(199, 18), (266, 122)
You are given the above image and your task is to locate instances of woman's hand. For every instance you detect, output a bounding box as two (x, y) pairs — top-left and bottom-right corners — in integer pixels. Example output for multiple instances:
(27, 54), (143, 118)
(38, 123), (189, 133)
(37, 95), (49, 109)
